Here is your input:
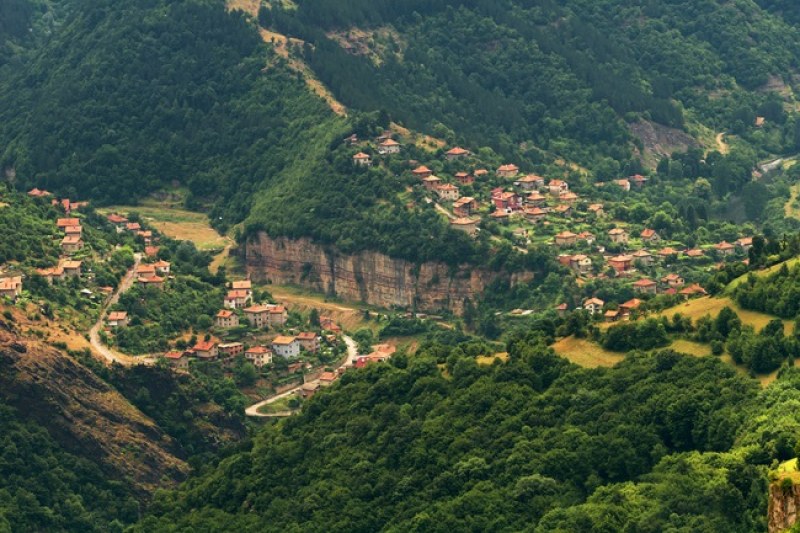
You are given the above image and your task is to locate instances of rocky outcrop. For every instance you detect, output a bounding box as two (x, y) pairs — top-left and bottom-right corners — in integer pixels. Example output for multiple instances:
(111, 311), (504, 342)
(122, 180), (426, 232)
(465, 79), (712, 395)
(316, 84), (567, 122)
(245, 233), (531, 314)
(769, 481), (800, 532)
(0, 323), (189, 496)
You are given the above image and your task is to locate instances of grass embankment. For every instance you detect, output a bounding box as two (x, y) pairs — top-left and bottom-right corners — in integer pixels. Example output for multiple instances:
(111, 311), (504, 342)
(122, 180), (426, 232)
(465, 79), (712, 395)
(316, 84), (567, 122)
(551, 336), (624, 368)
(257, 395), (300, 415)
(658, 296), (794, 334)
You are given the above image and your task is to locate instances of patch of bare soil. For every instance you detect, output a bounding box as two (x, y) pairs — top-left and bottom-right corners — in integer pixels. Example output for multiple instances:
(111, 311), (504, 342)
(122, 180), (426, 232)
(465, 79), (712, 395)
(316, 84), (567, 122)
(629, 119), (701, 168)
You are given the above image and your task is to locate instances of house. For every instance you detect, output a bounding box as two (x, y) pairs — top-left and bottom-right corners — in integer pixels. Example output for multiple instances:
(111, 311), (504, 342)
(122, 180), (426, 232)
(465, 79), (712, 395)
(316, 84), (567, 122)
(62, 261), (82, 277)
(377, 138), (401, 155)
(604, 309), (620, 322)
(353, 152), (372, 166)
(245, 346), (272, 368)
(514, 174), (545, 190)
(422, 175), (442, 190)
(570, 254), (592, 274)
(453, 197), (477, 216)
(296, 332), (320, 353)
(215, 309), (240, 329)
(230, 279), (252, 295)
(548, 179), (569, 195)
(56, 218), (80, 230)
(268, 305), (288, 326)
(685, 248), (705, 259)
(616, 179), (631, 192)
(224, 290), (251, 309)
(608, 228), (629, 244)
(191, 341), (218, 360)
(578, 231), (595, 244)
(526, 191), (547, 206)
(243, 305), (271, 328)
(144, 246), (160, 258)
(35, 266), (64, 284)
(454, 172), (474, 186)
(608, 255), (633, 274)
(559, 191), (579, 204)
(588, 203), (605, 217)
(558, 254), (573, 267)
(27, 188), (52, 198)
(153, 260), (171, 275)
(679, 284), (707, 298)
(64, 225), (82, 236)
(137, 230), (153, 244)
(300, 382), (320, 399)
(620, 298), (642, 317)
(320, 316), (342, 333)
(633, 278), (658, 295)
(630, 174), (648, 188)
(412, 165), (433, 178)
(583, 297), (605, 315)
(61, 235), (83, 253)
(107, 311), (128, 328)
(658, 247), (679, 260)
(490, 210), (510, 223)
(163, 351), (189, 371)
(445, 146), (471, 160)
(319, 372), (338, 387)
(137, 264), (156, 277)
(755, 116), (765, 128)
(552, 204), (572, 217)
(524, 207), (547, 223)
(435, 183), (460, 201)
(492, 191), (521, 211)
(0, 276), (23, 300)
(138, 275), (165, 289)
(474, 169), (489, 178)
(125, 222), (141, 232)
(715, 241), (736, 256)
(496, 164), (520, 178)
(661, 273), (685, 288)
(631, 249), (654, 267)
(554, 231), (578, 246)
(272, 336), (300, 358)
(218, 342), (245, 360)
(450, 217), (480, 237)
(640, 229), (660, 244)
(107, 214), (129, 230)
(736, 237), (753, 252)
(555, 303), (568, 317)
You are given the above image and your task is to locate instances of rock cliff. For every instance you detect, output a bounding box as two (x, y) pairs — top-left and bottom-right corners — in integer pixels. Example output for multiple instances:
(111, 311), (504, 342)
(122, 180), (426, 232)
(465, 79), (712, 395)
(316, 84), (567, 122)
(245, 233), (531, 314)
(769, 481), (800, 532)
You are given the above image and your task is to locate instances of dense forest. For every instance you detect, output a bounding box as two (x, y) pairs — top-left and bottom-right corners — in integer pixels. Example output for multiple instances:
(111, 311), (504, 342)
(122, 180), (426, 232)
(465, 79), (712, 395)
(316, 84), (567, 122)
(136, 335), (781, 531)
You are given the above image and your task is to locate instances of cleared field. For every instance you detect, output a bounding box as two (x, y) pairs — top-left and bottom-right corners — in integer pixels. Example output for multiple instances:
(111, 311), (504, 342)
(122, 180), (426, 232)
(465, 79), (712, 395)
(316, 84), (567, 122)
(785, 183), (800, 219)
(476, 352), (509, 365)
(100, 205), (231, 251)
(668, 339), (713, 357)
(551, 336), (624, 368)
(658, 296), (793, 334)
(266, 285), (369, 332)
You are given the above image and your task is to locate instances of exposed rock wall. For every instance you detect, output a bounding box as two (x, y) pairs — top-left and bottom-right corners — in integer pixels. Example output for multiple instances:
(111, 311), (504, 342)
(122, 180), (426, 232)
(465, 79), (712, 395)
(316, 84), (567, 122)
(245, 233), (530, 314)
(769, 482), (800, 532)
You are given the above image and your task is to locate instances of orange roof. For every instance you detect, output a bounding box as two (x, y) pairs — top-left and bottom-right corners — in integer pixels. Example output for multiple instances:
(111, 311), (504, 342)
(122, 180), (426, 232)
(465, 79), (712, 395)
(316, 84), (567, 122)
(604, 309), (619, 317)
(216, 310), (235, 318)
(320, 371), (337, 381)
(497, 164), (519, 172)
(549, 179), (566, 187)
(244, 305), (271, 313)
(436, 183), (459, 191)
(269, 305), (286, 314)
(633, 278), (656, 287)
(380, 139), (400, 146)
(451, 217), (479, 226)
(61, 235), (82, 244)
(226, 290), (249, 299)
(609, 255), (633, 262)
(108, 311), (127, 321)
(659, 247), (678, 256)
(609, 228), (626, 235)
(139, 275), (164, 283)
(584, 297), (605, 307)
(144, 246), (160, 257)
(412, 165), (432, 174)
(164, 351), (184, 360)
(556, 231), (577, 239)
(588, 203), (604, 211)
(632, 249), (652, 257)
(246, 346), (270, 354)
(715, 241), (735, 250)
(297, 332), (317, 340)
(107, 214), (128, 224)
(230, 280), (251, 290)
(641, 229), (657, 238)
(525, 207), (546, 215)
(62, 260), (82, 269)
(28, 188), (52, 197)
(662, 273), (682, 281)
(57, 217), (80, 228)
(126, 222), (141, 231)
(137, 264), (156, 274)
(474, 169), (489, 176)
(353, 152), (370, 159)
(685, 248), (704, 257)
(153, 260), (170, 268)
(272, 335), (297, 345)
(192, 341), (216, 352)
(516, 174), (544, 183)
(621, 298), (642, 309)
(446, 146), (470, 156)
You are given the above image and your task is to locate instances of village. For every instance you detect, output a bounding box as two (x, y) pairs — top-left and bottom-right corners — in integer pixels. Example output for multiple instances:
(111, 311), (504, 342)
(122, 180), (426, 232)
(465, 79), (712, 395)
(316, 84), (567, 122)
(351, 131), (756, 320)
(0, 187), (401, 407)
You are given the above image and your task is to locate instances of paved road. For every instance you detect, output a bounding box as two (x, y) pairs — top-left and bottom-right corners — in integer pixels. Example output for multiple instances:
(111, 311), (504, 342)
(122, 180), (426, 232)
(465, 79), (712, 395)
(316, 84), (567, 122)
(245, 335), (358, 417)
(88, 253), (155, 367)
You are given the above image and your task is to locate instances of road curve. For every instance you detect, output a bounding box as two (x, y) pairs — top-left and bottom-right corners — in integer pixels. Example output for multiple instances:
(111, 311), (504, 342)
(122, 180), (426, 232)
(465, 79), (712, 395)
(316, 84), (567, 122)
(245, 335), (358, 417)
(88, 253), (155, 367)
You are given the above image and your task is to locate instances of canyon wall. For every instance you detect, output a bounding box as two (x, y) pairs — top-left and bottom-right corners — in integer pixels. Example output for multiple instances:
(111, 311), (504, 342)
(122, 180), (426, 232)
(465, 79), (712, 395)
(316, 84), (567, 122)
(245, 233), (530, 314)
(769, 481), (800, 532)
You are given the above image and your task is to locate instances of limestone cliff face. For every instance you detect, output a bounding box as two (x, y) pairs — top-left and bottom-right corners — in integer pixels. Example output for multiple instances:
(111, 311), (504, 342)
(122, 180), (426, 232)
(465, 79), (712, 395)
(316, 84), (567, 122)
(769, 482), (800, 532)
(245, 233), (531, 314)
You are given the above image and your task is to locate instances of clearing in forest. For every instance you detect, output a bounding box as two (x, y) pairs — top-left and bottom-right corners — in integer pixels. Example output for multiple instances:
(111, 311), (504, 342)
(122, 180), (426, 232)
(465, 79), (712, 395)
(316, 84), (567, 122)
(551, 336), (624, 368)
(658, 296), (793, 334)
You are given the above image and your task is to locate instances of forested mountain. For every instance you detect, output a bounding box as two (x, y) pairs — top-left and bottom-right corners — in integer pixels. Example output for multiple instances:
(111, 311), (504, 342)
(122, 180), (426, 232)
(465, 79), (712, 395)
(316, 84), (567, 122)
(136, 336), (784, 531)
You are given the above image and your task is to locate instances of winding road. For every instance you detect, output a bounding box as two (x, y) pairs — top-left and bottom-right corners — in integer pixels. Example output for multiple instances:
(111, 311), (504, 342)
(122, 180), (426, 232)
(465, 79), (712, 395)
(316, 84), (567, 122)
(88, 253), (155, 366)
(245, 335), (359, 417)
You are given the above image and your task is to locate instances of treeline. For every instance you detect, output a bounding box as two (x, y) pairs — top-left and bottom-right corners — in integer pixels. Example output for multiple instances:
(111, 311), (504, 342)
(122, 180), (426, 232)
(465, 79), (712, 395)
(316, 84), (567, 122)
(735, 262), (800, 318)
(136, 336), (767, 531)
